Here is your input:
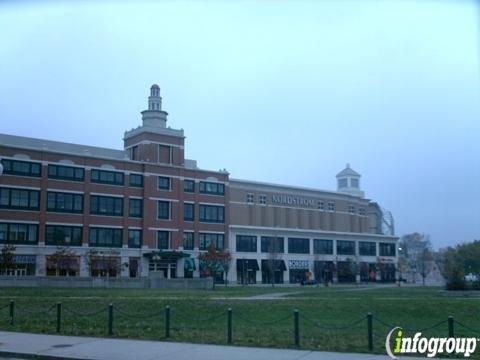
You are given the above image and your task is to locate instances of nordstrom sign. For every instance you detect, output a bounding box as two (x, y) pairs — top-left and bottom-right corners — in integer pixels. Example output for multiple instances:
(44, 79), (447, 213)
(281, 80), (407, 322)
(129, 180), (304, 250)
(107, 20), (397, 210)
(271, 194), (316, 208)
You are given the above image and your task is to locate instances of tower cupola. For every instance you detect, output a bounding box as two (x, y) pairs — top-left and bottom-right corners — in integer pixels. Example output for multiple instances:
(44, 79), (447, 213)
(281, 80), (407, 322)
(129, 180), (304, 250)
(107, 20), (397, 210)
(336, 163), (364, 198)
(141, 84), (168, 128)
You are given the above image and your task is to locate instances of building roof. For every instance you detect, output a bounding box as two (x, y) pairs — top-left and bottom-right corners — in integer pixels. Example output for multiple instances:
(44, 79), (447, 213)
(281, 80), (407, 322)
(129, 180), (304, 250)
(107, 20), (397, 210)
(230, 178), (370, 201)
(0, 133), (129, 160)
(336, 163), (360, 178)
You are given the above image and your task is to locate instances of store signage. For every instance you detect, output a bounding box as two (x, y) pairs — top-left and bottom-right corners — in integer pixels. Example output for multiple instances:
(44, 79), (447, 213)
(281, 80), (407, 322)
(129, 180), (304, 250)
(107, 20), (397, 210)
(272, 194), (316, 208)
(289, 260), (309, 269)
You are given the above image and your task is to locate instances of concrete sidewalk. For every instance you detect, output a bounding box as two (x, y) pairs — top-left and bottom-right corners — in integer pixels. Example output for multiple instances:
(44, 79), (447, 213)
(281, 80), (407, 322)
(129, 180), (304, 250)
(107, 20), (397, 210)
(0, 331), (430, 360)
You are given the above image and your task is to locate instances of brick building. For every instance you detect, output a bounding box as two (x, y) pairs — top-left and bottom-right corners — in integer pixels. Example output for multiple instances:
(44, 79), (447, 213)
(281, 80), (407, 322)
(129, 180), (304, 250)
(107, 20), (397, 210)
(0, 85), (398, 284)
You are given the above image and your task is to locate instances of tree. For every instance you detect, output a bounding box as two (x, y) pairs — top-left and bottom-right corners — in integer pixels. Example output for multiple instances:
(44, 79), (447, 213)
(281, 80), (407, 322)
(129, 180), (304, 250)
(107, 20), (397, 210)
(198, 244), (231, 288)
(441, 247), (466, 290)
(84, 249), (123, 278)
(399, 233), (434, 285)
(266, 237), (281, 287)
(438, 240), (480, 290)
(47, 247), (78, 276)
(0, 242), (16, 275)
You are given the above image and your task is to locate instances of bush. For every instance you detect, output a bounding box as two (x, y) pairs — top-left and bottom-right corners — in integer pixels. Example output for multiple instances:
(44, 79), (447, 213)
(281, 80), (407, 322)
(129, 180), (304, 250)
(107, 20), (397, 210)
(445, 268), (466, 291)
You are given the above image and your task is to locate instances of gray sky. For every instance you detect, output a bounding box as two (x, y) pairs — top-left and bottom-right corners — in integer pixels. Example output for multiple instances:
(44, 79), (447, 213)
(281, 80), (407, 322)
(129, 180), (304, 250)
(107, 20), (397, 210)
(0, 0), (479, 249)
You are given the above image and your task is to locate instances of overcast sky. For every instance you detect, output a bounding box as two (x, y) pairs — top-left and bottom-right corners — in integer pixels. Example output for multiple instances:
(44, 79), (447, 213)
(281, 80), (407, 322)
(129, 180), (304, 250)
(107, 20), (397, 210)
(0, 0), (479, 249)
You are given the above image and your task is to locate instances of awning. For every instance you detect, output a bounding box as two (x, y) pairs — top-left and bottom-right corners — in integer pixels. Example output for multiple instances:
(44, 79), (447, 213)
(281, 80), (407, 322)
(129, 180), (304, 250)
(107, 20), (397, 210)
(91, 257), (120, 270)
(184, 258), (196, 271)
(144, 251), (191, 261)
(236, 259), (259, 271)
(0, 255), (36, 264)
(261, 259), (287, 271)
(46, 256), (80, 271)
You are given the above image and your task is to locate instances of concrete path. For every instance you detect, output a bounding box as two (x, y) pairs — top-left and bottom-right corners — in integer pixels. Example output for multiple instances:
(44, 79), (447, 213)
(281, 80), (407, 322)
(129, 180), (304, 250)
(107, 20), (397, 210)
(0, 331), (433, 360)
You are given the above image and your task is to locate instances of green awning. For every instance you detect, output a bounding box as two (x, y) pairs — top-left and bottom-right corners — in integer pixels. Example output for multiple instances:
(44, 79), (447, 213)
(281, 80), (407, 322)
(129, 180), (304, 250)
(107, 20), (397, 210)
(236, 259), (259, 271)
(184, 258), (196, 271)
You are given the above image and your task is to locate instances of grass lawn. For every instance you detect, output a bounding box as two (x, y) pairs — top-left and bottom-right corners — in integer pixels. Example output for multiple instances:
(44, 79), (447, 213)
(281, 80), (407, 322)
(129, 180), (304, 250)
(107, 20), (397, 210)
(0, 285), (479, 355)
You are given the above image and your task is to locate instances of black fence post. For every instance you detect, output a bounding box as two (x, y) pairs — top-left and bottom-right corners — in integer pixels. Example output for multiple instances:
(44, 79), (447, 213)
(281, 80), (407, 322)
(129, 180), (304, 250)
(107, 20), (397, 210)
(56, 302), (62, 333)
(227, 308), (233, 344)
(9, 300), (14, 326)
(165, 305), (170, 338)
(367, 312), (373, 352)
(108, 304), (113, 336)
(448, 316), (454, 338)
(294, 309), (300, 347)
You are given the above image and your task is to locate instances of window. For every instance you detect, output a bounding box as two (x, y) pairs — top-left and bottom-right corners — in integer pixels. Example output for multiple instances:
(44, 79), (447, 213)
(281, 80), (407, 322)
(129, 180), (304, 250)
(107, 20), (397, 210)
(359, 241), (376, 256)
(246, 193), (254, 204)
(1, 159), (41, 177)
(48, 164), (84, 181)
(184, 203), (194, 221)
(328, 202), (336, 212)
(199, 181), (225, 195)
(0, 223), (38, 244)
(89, 228), (123, 247)
(258, 195), (267, 205)
(129, 146), (138, 161)
(128, 229), (142, 248)
(90, 195), (123, 216)
(47, 192), (83, 214)
(199, 233), (224, 250)
(351, 178), (359, 188)
(359, 208), (366, 216)
(157, 231), (170, 249)
(199, 204), (224, 223)
(0, 187), (40, 210)
(129, 198), (143, 218)
(184, 180), (195, 193)
(337, 240), (356, 255)
(338, 178), (348, 187)
(313, 239), (333, 254)
(349, 205), (355, 214)
(318, 201), (324, 210)
(45, 225), (82, 246)
(288, 238), (310, 254)
(379, 243), (396, 257)
(183, 232), (194, 250)
(158, 145), (172, 164)
(157, 201), (171, 220)
(129, 174), (143, 187)
(261, 236), (284, 253)
(236, 235), (257, 252)
(158, 176), (171, 190)
(91, 169), (124, 186)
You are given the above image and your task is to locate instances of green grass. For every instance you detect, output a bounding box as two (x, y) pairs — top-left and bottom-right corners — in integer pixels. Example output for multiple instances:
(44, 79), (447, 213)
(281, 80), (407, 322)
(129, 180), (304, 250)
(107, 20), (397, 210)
(0, 286), (479, 356)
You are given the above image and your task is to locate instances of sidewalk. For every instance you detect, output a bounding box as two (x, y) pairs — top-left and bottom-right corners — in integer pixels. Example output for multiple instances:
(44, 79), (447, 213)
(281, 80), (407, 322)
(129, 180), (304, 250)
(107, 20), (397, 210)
(0, 331), (430, 360)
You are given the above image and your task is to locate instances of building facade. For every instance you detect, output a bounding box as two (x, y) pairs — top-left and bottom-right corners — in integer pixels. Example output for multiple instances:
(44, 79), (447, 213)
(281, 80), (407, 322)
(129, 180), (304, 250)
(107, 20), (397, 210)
(0, 85), (398, 284)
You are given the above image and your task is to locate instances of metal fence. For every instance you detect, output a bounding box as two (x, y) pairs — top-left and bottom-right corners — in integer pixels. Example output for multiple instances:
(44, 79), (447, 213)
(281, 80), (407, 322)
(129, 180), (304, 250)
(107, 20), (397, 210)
(1, 300), (479, 352)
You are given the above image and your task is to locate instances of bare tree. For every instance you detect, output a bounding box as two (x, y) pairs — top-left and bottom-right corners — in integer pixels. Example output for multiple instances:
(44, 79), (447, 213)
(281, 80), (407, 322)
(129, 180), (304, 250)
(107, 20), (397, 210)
(266, 237), (281, 287)
(47, 247), (79, 276)
(84, 249), (123, 278)
(399, 233), (434, 285)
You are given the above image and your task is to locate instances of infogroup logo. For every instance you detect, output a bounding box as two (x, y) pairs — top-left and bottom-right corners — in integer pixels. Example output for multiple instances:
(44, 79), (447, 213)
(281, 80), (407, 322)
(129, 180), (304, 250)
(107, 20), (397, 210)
(385, 327), (478, 359)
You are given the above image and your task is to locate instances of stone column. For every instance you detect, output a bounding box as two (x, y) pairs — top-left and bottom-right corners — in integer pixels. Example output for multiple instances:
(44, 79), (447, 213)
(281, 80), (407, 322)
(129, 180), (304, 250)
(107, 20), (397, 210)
(177, 258), (185, 278)
(35, 254), (46, 276)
